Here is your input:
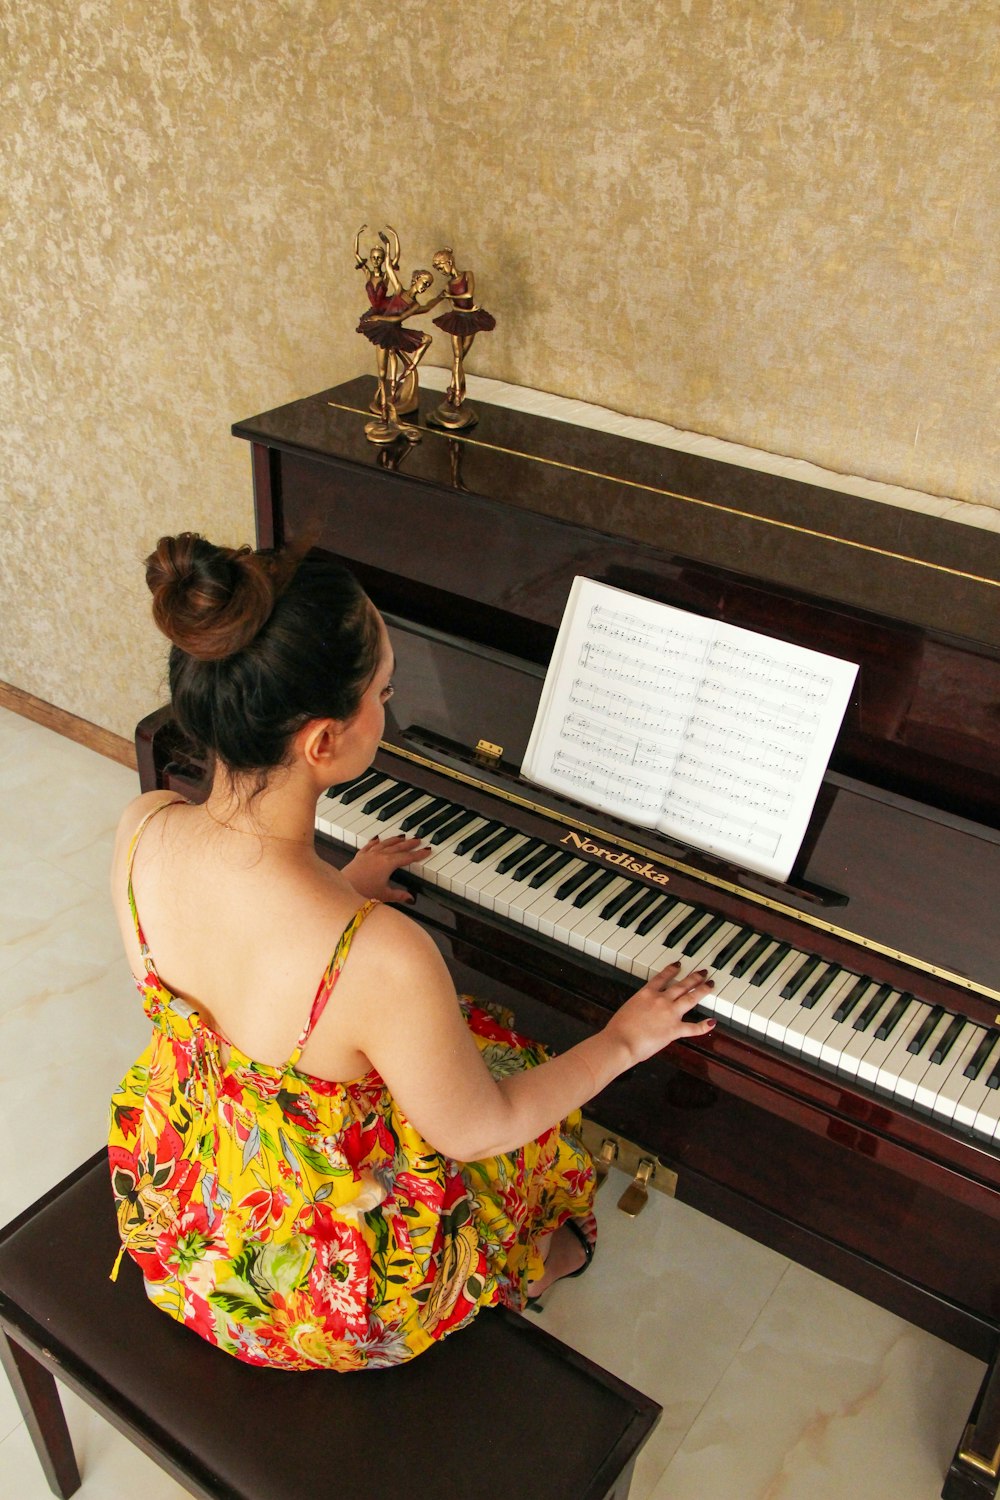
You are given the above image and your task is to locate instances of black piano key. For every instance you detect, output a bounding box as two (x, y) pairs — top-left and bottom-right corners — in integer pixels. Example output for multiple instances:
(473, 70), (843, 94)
(555, 863), (598, 902)
(617, 888), (659, 928)
(635, 895), (679, 937)
(456, 820), (502, 856)
(907, 1005), (945, 1055)
(987, 1058), (1000, 1090)
(528, 852), (574, 889)
(731, 935), (771, 979)
(930, 1014), (966, 1065)
(471, 827), (519, 864)
(748, 941), (791, 987)
(401, 796), (447, 832)
(511, 844), (557, 882)
(496, 838), (543, 876)
(853, 984), (893, 1032)
(714, 927), (755, 970)
(376, 787), (423, 821)
(571, 869), (617, 908)
(329, 769), (379, 798)
(830, 976), (869, 1021)
(429, 809), (477, 846)
(600, 883), (640, 920)
(413, 802), (462, 838)
(338, 770), (385, 804)
(362, 781), (407, 815)
(664, 907), (706, 946)
(965, 1028), (1000, 1080)
(684, 914), (725, 957)
(470, 834), (521, 870)
(780, 954), (822, 999)
(875, 992), (912, 1041)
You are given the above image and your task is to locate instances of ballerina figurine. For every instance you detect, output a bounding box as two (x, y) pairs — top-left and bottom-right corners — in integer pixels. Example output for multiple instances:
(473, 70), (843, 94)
(426, 247), (496, 430)
(356, 244), (443, 444)
(354, 224), (424, 419)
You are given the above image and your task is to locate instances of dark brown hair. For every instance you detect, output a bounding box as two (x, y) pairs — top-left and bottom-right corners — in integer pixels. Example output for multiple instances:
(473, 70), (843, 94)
(145, 533), (380, 773)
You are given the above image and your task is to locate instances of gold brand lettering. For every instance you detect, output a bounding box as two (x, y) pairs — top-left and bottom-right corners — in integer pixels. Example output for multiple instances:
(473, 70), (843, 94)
(561, 831), (670, 887)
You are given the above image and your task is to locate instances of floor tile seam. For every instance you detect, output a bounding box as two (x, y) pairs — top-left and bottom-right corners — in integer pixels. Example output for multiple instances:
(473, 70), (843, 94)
(0, 846), (113, 900)
(0, 1412), (27, 1454)
(644, 1257), (799, 1494)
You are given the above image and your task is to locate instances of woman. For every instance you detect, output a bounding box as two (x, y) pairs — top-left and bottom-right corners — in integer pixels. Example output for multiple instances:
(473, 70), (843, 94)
(108, 533), (715, 1371)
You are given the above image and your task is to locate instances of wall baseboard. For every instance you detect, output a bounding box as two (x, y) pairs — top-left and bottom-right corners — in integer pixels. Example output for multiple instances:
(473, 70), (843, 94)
(0, 682), (138, 771)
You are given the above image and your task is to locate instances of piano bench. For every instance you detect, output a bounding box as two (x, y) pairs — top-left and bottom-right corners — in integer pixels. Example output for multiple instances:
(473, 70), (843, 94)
(0, 1152), (660, 1500)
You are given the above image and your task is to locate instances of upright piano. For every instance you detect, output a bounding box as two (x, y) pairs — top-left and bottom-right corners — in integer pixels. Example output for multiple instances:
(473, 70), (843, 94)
(137, 377), (1000, 1498)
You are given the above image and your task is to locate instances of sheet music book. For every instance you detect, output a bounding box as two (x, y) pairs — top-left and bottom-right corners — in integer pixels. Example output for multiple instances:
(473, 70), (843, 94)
(521, 578), (859, 883)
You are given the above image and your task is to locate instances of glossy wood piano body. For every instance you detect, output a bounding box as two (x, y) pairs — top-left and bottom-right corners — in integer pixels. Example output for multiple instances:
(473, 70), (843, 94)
(138, 378), (1000, 1497)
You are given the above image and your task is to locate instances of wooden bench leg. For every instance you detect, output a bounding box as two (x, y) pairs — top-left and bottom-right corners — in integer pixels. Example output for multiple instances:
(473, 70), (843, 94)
(1, 1329), (81, 1499)
(603, 1452), (639, 1499)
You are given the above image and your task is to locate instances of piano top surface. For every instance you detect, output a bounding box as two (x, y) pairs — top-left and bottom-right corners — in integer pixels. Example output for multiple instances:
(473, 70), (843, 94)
(234, 376), (1000, 651)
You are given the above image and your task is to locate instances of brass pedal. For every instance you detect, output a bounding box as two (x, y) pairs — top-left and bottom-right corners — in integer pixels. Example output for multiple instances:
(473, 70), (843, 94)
(578, 1118), (679, 1216)
(617, 1158), (657, 1218)
(593, 1137), (618, 1189)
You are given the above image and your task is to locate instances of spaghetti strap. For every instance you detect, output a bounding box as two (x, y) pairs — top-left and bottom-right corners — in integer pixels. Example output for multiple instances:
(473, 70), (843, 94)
(126, 799), (184, 974)
(286, 900), (378, 1069)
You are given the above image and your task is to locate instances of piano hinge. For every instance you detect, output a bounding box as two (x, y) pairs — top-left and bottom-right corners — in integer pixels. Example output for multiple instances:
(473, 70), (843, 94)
(473, 738), (504, 768)
(578, 1119), (679, 1218)
(958, 1424), (1000, 1479)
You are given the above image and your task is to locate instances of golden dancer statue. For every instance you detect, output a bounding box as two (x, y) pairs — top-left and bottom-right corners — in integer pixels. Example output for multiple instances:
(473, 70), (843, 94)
(355, 228), (442, 445)
(426, 247), (496, 431)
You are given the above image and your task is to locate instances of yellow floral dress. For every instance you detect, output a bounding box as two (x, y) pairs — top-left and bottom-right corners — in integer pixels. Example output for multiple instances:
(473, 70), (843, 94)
(108, 802), (597, 1371)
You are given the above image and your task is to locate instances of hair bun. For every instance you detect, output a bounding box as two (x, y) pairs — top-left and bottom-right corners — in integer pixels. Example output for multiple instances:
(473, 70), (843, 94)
(145, 533), (275, 661)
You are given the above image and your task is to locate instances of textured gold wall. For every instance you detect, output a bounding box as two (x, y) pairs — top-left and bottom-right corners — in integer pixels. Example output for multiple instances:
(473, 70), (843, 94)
(2, 1), (997, 737)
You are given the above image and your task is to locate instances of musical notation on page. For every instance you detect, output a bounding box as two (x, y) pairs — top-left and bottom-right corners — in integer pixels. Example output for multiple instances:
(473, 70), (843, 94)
(521, 578), (858, 883)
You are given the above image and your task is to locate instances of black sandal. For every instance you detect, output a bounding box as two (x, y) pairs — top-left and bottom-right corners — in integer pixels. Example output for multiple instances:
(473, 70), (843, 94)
(525, 1218), (594, 1312)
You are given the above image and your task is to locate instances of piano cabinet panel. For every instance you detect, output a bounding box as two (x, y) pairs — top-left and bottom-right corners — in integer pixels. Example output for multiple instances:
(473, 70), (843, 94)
(428, 917), (1000, 1363)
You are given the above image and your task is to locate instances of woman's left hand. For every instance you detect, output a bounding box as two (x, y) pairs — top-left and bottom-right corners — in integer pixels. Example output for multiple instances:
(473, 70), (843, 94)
(341, 835), (430, 903)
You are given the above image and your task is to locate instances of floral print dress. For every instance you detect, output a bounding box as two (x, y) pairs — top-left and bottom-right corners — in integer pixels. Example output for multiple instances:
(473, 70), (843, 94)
(108, 802), (597, 1371)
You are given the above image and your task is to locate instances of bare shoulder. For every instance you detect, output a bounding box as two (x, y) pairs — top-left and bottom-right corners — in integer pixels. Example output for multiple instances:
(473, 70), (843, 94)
(110, 791), (186, 878)
(348, 898), (452, 990)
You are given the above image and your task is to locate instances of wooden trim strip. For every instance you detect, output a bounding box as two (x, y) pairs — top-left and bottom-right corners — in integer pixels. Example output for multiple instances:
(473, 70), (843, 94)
(0, 682), (137, 771)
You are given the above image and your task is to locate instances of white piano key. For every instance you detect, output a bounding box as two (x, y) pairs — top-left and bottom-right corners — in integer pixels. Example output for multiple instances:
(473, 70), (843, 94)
(952, 1036), (1000, 1133)
(912, 1020), (976, 1113)
(615, 902), (697, 977)
(413, 817), (494, 887)
(797, 973), (870, 1064)
(738, 950), (811, 1039)
(869, 1001), (935, 1094)
(854, 996), (919, 1086)
(973, 1092), (1000, 1140)
(832, 992), (900, 1078)
(517, 861), (593, 932)
(891, 1012), (954, 1105)
(930, 1024), (991, 1123)
(552, 877), (635, 949)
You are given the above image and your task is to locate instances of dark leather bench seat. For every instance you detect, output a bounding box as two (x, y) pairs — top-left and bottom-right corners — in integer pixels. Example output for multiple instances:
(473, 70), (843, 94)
(0, 1152), (660, 1500)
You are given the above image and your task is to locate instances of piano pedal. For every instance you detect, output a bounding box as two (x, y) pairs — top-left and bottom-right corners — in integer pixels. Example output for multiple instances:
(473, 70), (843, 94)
(593, 1137), (618, 1189)
(578, 1119), (679, 1217)
(617, 1159), (657, 1218)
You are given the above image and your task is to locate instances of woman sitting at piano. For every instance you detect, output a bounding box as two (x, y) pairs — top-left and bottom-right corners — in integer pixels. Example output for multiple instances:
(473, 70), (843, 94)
(107, 532), (715, 1371)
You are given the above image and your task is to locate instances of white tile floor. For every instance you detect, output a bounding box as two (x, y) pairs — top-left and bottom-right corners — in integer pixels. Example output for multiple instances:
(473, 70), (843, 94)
(0, 705), (986, 1499)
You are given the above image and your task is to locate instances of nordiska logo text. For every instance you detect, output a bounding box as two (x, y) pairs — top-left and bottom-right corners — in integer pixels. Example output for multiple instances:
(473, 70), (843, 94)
(559, 830), (670, 886)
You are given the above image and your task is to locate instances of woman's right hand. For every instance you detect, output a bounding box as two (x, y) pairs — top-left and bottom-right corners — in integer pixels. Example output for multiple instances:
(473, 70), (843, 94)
(605, 962), (716, 1066)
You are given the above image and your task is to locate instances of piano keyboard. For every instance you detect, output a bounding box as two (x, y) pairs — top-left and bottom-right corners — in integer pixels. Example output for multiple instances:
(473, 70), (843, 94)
(316, 772), (1000, 1147)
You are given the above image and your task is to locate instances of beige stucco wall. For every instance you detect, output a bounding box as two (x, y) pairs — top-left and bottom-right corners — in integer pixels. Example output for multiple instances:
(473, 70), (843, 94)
(2, 1), (997, 740)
